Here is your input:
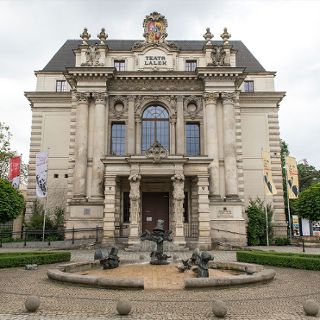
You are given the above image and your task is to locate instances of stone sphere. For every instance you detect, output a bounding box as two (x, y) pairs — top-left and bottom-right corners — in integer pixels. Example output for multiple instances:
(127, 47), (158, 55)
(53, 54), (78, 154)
(212, 299), (227, 318)
(139, 254), (145, 260)
(303, 299), (319, 316)
(116, 300), (132, 315)
(25, 295), (40, 312)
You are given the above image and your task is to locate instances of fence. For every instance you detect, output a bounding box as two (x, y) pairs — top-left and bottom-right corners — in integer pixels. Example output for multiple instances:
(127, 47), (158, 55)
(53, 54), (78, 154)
(0, 224), (128, 248)
(184, 222), (199, 238)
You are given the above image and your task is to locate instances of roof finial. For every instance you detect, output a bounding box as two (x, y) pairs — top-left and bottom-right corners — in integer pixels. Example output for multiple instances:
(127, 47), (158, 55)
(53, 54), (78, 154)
(97, 28), (108, 45)
(80, 28), (91, 45)
(203, 27), (213, 45)
(220, 27), (231, 46)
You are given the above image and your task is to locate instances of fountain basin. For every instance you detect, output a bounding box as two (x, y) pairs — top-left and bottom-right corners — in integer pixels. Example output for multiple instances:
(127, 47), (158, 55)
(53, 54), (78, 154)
(47, 260), (276, 290)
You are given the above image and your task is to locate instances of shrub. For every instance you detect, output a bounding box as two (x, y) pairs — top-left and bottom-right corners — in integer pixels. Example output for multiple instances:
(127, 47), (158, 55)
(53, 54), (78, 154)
(246, 198), (273, 246)
(273, 237), (291, 246)
(0, 251), (71, 268)
(236, 250), (320, 270)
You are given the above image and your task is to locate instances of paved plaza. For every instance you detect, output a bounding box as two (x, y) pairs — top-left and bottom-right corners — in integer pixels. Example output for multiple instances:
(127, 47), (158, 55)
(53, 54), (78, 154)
(0, 247), (320, 319)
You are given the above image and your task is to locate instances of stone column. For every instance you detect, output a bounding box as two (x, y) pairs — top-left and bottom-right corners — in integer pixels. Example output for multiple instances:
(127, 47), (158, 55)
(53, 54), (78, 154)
(171, 173), (186, 246)
(102, 174), (117, 245)
(104, 96), (109, 155)
(170, 116), (176, 155)
(73, 92), (89, 198)
(91, 92), (106, 199)
(197, 174), (211, 250)
(221, 92), (238, 199)
(176, 96), (185, 155)
(203, 92), (221, 199)
(128, 173), (141, 245)
(127, 96), (135, 155)
(135, 118), (141, 155)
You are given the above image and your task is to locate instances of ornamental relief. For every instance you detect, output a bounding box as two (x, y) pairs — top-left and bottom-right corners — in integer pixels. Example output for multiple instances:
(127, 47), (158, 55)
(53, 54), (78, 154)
(108, 79), (203, 92)
(109, 96), (128, 119)
(183, 96), (203, 119)
(134, 95), (177, 117)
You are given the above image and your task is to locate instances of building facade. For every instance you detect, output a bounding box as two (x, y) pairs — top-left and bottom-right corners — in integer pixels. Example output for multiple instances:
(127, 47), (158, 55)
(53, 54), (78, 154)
(25, 12), (286, 249)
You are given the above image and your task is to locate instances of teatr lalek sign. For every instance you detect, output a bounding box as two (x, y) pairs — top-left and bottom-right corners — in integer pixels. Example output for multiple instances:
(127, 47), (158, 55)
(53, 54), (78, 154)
(144, 56), (167, 66)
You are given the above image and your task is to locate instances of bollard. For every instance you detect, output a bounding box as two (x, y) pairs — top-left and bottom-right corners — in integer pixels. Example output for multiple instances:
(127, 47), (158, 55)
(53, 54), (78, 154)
(302, 238), (305, 253)
(0, 230), (2, 248)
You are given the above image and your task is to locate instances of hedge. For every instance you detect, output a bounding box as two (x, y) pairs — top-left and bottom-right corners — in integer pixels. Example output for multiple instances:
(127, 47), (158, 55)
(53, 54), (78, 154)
(0, 251), (71, 268)
(236, 250), (320, 271)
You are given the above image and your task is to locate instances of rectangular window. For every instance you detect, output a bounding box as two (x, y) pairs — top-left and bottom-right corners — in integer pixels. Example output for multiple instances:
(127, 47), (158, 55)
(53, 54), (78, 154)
(185, 123), (200, 156)
(185, 60), (197, 71)
(244, 80), (254, 92)
(123, 192), (130, 223)
(56, 80), (67, 92)
(111, 122), (126, 155)
(114, 60), (125, 71)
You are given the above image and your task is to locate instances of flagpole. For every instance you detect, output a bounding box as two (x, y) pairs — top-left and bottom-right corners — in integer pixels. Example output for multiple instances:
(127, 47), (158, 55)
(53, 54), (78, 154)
(284, 165), (292, 239)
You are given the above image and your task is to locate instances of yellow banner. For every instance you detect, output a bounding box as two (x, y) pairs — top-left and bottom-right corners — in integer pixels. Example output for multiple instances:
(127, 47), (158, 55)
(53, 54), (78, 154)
(262, 151), (277, 195)
(286, 156), (299, 199)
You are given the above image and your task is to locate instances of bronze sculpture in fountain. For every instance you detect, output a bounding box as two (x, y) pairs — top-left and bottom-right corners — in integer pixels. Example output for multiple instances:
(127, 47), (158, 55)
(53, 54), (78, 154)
(140, 219), (173, 265)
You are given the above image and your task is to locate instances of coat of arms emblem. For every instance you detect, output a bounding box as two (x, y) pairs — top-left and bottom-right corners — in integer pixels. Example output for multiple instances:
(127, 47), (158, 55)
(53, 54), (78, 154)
(143, 12), (168, 43)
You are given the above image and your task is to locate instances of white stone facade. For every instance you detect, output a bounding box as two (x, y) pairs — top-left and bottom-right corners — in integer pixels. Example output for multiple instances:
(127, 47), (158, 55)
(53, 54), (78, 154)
(25, 13), (286, 249)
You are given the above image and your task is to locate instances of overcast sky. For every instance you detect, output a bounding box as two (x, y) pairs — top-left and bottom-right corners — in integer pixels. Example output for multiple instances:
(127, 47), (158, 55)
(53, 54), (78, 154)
(0, 0), (319, 168)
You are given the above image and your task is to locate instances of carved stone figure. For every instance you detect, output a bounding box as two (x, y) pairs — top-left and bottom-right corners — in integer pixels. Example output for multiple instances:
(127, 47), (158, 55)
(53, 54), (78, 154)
(82, 45), (101, 66)
(128, 174), (141, 224)
(211, 46), (226, 66)
(80, 28), (91, 45)
(97, 28), (108, 45)
(140, 219), (173, 265)
(171, 174), (185, 226)
(145, 141), (168, 163)
(220, 27), (231, 46)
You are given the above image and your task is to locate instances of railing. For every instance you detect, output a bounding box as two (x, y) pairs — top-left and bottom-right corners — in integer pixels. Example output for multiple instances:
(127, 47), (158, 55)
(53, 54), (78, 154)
(184, 222), (199, 238)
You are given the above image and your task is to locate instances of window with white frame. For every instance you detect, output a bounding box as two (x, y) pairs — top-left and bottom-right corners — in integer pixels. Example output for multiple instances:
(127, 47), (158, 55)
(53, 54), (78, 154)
(185, 60), (197, 71)
(244, 80), (254, 92)
(56, 80), (67, 92)
(114, 60), (125, 71)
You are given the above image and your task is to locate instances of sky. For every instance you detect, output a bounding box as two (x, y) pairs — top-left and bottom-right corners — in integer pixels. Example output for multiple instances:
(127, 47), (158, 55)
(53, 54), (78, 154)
(0, 0), (319, 168)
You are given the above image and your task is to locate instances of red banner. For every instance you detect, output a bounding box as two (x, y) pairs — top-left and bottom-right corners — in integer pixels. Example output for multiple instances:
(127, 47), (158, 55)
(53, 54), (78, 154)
(9, 156), (21, 180)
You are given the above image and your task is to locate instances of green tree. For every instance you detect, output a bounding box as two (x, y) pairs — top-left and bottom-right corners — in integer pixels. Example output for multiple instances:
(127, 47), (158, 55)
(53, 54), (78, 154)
(297, 162), (320, 192)
(294, 183), (320, 221)
(246, 198), (273, 246)
(280, 139), (290, 215)
(0, 178), (24, 223)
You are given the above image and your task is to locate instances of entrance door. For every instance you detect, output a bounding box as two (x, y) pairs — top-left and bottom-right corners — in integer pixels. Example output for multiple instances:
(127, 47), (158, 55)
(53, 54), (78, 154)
(142, 192), (169, 232)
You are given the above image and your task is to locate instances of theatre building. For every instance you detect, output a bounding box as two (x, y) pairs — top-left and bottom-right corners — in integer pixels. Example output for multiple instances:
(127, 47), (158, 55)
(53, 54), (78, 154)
(25, 12), (286, 249)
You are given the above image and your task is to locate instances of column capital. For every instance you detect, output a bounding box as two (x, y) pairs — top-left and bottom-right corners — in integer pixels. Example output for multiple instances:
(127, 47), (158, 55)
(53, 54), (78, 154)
(92, 92), (107, 104)
(74, 92), (90, 103)
(220, 91), (237, 104)
(203, 91), (219, 104)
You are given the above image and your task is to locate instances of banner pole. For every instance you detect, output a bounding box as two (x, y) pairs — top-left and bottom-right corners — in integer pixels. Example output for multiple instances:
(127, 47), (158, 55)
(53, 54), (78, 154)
(265, 205), (269, 246)
(284, 166), (292, 239)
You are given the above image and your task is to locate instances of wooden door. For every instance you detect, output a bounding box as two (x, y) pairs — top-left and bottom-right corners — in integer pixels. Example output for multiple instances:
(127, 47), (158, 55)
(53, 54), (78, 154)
(142, 192), (169, 232)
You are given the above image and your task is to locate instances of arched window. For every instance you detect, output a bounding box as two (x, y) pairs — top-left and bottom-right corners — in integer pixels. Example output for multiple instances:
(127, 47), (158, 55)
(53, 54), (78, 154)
(142, 105), (169, 152)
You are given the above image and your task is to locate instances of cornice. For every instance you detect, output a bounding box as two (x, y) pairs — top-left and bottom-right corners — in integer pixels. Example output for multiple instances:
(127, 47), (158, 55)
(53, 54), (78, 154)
(114, 71), (199, 80)
(197, 66), (246, 77)
(24, 91), (72, 105)
(65, 67), (115, 77)
(240, 91), (286, 106)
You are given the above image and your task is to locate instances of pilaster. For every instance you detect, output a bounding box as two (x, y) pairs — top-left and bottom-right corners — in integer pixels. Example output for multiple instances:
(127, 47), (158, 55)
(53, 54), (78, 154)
(203, 91), (221, 200)
(176, 96), (185, 155)
(102, 174), (117, 245)
(91, 92), (106, 199)
(127, 96), (135, 155)
(73, 92), (90, 198)
(221, 92), (238, 199)
(197, 174), (211, 249)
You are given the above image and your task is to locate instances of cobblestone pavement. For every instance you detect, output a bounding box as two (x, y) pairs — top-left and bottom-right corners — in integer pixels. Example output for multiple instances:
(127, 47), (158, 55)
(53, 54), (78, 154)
(0, 247), (320, 319)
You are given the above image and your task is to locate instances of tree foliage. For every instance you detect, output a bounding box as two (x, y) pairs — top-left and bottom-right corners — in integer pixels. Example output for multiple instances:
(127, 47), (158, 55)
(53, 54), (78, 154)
(280, 139), (289, 215)
(297, 162), (320, 192)
(294, 183), (320, 221)
(0, 178), (24, 224)
(246, 198), (273, 246)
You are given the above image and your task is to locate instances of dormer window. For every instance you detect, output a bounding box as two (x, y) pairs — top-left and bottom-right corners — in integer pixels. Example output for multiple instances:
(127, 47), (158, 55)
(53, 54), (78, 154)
(244, 80), (254, 92)
(56, 80), (67, 92)
(114, 60), (125, 71)
(186, 60), (197, 71)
